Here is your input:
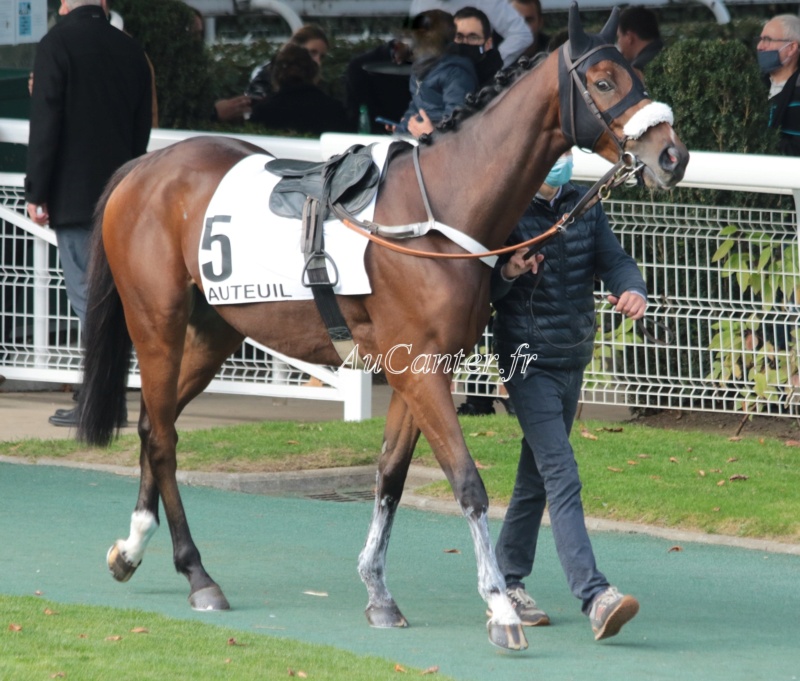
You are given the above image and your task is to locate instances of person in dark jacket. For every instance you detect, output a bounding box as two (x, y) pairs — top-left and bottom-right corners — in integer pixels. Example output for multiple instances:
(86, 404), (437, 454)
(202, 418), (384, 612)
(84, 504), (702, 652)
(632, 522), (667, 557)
(25, 0), (152, 427)
(616, 5), (663, 73)
(396, 10), (478, 135)
(249, 44), (351, 135)
(488, 152), (646, 641)
(757, 14), (800, 156)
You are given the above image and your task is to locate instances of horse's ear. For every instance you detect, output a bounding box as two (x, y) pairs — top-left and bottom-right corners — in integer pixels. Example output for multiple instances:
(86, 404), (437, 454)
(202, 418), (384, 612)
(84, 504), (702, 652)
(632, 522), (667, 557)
(567, 2), (590, 58)
(599, 6), (620, 45)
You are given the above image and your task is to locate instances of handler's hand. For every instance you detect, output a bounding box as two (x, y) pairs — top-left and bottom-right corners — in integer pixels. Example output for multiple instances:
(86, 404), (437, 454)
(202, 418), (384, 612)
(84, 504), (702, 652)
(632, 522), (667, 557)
(502, 247), (544, 280)
(607, 291), (647, 320)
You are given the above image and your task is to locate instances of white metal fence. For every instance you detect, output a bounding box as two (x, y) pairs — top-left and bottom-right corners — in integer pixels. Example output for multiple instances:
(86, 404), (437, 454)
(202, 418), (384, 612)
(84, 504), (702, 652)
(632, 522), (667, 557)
(3, 122), (800, 419)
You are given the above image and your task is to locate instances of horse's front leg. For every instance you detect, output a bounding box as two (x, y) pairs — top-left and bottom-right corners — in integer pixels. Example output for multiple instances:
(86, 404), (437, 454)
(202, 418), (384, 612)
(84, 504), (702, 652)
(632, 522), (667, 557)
(358, 390), (420, 628)
(397, 371), (527, 651)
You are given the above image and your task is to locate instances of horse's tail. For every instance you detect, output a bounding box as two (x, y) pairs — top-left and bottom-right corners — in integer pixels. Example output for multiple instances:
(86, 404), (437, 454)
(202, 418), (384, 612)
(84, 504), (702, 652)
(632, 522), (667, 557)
(77, 159), (141, 446)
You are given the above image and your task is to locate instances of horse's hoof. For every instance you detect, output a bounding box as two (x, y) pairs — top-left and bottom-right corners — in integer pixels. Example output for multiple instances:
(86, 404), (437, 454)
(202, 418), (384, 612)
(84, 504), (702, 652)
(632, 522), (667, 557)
(487, 621), (528, 651)
(107, 541), (139, 583)
(189, 585), (230, 611)
(365, 604), (408, 628)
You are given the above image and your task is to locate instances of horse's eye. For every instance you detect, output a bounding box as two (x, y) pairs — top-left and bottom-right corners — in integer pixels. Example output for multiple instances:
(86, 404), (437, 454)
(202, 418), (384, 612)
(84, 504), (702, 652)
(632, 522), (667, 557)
(595, 79), (613, 93)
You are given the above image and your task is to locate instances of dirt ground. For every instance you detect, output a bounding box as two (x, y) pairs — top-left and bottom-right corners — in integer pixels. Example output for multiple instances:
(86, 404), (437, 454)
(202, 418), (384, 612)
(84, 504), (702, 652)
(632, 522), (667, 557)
(628, 408), (800, 441)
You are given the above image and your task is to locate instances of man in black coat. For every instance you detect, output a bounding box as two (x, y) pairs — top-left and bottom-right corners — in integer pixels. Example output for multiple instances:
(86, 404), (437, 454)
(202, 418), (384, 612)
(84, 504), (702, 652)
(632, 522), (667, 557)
(25, 0), (152, 426)
(758, 14), (800, 156)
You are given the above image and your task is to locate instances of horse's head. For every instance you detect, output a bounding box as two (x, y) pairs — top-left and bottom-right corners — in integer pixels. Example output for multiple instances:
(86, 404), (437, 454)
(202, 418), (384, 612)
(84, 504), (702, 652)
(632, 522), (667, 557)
(559, 2), (688, 189)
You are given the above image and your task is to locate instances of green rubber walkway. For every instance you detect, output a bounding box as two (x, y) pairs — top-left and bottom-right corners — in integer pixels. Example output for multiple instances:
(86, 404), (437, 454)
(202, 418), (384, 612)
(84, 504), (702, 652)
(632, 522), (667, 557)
(1, 461), (797, 681)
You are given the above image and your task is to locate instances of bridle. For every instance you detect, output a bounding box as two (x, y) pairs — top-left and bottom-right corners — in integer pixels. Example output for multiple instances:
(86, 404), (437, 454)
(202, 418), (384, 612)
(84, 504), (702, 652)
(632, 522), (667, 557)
(339, 43), (670, 264)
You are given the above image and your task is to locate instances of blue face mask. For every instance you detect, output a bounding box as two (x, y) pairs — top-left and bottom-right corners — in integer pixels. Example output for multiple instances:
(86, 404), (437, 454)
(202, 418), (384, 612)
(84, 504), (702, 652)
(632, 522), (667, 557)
(544, 156), (574, 187)
(758, 49), (784, 74)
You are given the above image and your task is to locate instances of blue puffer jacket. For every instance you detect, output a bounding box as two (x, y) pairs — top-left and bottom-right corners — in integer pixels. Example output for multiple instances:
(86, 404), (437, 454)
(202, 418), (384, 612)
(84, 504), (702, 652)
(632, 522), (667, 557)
(491, 182), (647, 372)
(397, 53), (477, 133)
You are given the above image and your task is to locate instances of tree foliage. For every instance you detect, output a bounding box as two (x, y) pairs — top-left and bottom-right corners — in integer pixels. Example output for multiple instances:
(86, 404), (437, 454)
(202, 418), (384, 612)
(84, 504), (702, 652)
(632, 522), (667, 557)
(646, 38), (777, 154)
(114, 0), (213, 128)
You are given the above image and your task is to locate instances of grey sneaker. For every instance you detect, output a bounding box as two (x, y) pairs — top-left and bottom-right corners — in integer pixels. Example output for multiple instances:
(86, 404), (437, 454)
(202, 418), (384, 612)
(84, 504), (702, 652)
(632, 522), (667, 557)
(589, 586), (639, 640)
(487, 586), (550, 626)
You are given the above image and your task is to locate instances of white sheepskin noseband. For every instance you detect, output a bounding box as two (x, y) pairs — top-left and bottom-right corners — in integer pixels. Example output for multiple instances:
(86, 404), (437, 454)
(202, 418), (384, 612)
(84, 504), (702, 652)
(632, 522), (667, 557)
(622, 102), (674, 140)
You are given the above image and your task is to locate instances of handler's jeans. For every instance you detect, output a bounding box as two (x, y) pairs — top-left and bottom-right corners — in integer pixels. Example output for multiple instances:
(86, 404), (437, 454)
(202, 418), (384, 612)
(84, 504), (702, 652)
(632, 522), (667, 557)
(495, 364), (609, 614)
(55, 223), (92, 326)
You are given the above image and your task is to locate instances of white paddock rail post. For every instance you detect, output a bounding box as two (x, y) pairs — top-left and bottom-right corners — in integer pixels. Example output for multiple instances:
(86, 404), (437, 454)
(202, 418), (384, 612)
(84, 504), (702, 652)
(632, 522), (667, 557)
(0, 120), (372, 420)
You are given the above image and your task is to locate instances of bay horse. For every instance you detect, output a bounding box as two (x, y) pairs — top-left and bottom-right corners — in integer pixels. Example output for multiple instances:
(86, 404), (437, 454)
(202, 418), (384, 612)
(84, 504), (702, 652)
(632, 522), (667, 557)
(77, 4), (688, 651)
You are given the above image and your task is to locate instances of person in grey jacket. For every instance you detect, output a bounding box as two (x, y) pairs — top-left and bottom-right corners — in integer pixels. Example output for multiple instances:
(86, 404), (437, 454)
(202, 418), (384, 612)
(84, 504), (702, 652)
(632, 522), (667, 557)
(489, 152), (645, 641)
(396, 10), (478, 135)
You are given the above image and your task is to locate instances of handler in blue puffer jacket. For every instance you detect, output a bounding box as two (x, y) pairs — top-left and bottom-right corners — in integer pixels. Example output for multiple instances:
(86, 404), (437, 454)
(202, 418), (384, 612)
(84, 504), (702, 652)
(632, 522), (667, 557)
(488, 151), (647, 642)
(396, 9), (478, 135)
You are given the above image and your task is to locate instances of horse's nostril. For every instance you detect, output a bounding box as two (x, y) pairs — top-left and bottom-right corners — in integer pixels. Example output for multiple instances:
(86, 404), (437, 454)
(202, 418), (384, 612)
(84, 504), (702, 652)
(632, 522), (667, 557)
(660, 146), (681, 172)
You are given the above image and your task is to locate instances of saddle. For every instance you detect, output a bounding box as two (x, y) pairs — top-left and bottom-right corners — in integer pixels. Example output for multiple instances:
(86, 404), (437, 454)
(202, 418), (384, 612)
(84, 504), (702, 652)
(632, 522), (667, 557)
(266, 144), (381, 221)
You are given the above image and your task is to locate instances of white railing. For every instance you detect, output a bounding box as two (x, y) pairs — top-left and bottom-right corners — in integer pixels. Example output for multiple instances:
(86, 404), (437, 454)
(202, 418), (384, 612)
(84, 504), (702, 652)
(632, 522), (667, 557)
(4, 121), (800, 419)
(0, 123), (369, 421)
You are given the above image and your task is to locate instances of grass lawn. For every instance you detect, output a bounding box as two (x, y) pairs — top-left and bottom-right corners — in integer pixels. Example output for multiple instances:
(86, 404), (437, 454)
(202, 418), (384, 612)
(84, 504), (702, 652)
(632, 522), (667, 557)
(0, 595), (451, 681)
(1, 414), (798, 542)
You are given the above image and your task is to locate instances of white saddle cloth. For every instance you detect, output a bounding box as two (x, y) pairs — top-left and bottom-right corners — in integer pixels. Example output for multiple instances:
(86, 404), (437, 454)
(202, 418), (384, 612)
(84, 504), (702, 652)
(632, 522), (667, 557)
(198, 143), (391, 305)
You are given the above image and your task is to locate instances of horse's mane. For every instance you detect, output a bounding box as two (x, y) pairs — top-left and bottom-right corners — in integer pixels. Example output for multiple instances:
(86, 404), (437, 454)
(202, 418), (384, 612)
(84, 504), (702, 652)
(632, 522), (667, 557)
(419, 54), (546, 145)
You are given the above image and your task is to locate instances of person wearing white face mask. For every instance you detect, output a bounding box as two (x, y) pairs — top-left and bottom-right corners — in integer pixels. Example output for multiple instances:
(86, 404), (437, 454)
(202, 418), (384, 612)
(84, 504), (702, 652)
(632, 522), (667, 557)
(757, 14), (800, 156)
(486, 152), (647, 640)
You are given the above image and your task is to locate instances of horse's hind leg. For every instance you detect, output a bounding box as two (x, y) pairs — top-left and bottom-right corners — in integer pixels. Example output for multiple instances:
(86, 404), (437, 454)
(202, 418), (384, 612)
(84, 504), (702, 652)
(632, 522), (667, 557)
(110, 288), (243, 610)
(358, 391), (420, 628)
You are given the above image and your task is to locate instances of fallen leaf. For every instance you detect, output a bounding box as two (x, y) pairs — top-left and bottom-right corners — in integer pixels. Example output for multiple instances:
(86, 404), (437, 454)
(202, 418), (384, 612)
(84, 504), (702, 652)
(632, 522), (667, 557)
(607, 467), (623, 473)
(712, 507), (721, 512)
(286, 440), (300, 445)
(717, 480), (726, 486)
(443, 548), (461, 554)
(288, 669), (295, 677)
(686, 447), (693, 453)
(759, 438), (765, 445)
(227, 637), (245, 646)
(78, 634), (88, 639)
(728, 436), (742, 442)
(580, 427), (598, 441)
(785, 440), (800, 447)
(43, 608), (58, 616)
(34, 591), (43, 596)
(710, 468), (722, 473)
(729, 474), (749, 481)
(595, 427), (623, 433)
(638, 453), (651, 459)
(130, 627), (149, 634)
(649, 475), (661, 480)
(474, 460), (487, 470)
(395, 664), (407, 673)
(626, 460), (638, 466)
(8, 623), (22, 632)
(224, 658), (232, 664)
(297, 672), (307, 679)
(668, 545), (683, 552)
(727, 457), (739, 463)
(105, 635), (122, 641)
(469, 431), (496, 437)
(302, 591), (328, 598)
(50, 674), (65, 679)
(669, 457), (679, 463)
(698, 470), (706, 477)
(421, 665), (440, 675)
